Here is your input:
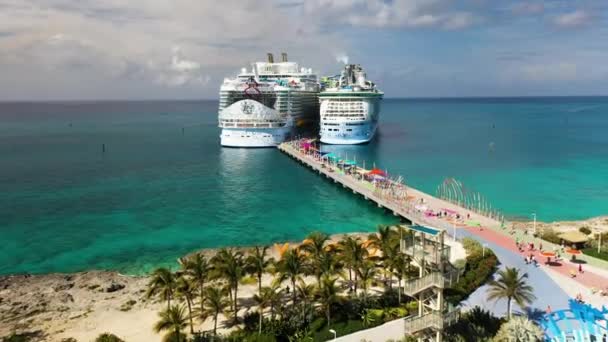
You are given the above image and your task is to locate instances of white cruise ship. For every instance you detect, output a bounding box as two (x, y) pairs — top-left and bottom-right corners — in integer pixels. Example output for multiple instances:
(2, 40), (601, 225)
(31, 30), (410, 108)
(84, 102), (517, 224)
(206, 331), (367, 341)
(319, 64), (383, 144)
(218, 53), (319, 147)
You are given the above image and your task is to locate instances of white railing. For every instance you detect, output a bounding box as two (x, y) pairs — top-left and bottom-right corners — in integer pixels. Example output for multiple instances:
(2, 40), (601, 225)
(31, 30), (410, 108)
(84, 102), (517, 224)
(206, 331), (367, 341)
(403, 309), (460, 334)
(402, 272), (447, 296)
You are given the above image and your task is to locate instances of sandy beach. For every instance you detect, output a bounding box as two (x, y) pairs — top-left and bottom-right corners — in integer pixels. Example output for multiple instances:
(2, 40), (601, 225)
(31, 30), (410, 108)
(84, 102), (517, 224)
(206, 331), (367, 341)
(513, 216), (608, 234)
(2, 231), (470, 342)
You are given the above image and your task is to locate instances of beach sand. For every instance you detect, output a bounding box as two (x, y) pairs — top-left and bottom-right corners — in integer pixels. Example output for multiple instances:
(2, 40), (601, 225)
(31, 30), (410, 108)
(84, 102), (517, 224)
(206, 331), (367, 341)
(513, 216), (608, 234)
(4, 231), (465, 342)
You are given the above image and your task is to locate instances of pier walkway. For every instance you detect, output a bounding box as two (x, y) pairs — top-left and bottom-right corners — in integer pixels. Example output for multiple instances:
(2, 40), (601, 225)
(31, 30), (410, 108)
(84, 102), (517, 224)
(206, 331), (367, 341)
(278, 140), (501, 234)
(278, 139), (608, 299)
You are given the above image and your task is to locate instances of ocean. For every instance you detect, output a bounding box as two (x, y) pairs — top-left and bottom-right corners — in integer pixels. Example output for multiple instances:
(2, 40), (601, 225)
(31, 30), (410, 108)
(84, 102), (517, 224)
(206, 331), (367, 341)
(1, 97), (607, 275)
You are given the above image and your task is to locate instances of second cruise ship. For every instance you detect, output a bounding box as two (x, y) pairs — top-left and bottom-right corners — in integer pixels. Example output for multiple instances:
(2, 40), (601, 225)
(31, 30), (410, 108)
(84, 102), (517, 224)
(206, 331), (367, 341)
(319, 64), (383, 144)
(218, 53), (319, 147)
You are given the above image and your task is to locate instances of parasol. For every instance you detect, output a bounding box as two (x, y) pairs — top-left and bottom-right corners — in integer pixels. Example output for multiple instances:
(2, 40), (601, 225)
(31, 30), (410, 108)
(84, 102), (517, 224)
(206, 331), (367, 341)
(368, 168), (386, 176)
(540, 251), (556, 257)
(565, 248), (581, 256)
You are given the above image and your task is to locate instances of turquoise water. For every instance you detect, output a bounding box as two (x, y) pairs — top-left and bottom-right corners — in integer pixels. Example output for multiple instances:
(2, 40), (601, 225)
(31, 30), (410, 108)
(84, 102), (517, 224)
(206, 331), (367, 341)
(1, 98), (607, 275)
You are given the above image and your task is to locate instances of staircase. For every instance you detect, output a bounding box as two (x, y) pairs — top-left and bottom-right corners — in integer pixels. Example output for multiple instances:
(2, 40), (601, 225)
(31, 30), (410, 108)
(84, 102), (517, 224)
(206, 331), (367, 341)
(402, 272), (448, 296)
(403, 309), (460, 335)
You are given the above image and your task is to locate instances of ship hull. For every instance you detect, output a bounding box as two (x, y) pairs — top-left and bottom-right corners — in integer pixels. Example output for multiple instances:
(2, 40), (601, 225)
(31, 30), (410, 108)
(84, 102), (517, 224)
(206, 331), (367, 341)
(319, 93), (382, 145)
(220, 126), (290, 147)
(319, 121), (377, 144)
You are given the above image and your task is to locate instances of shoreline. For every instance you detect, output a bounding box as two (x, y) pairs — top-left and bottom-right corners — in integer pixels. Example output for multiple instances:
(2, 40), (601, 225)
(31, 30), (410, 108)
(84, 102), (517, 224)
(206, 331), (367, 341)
(0, 232), (370, 341)
(0, 231), (466, 342)
(1, 216), (605, 341)
(3, 216), (606, 279)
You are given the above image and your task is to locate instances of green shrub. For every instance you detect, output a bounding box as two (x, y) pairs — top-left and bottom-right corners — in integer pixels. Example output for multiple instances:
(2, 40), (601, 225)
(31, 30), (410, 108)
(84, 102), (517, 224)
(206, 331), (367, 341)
(445, 306), (502, 342)
(582, 248), (608, 262)
(312, 320), (365, 341)
(405, 301), (418, 314)
(446, 250), (498, 305)
(2, 334), (30, 342)
(579, 226), (592, 235)
(95, 333), (124, 342)
(242, 311), (260, 332)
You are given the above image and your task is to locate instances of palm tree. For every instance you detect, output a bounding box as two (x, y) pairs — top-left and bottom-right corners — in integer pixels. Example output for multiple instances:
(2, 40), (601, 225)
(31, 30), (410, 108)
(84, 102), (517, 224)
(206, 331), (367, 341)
(493, 316), (543, 341)
(356, 260), (377, 302)
(316, 276), (339, 327)
(487, 267), (536, 320)
(175, 275), (196, 334)
(201, 287), (230, 336)
(252, 286), (274, 334)
(182, 253), (210, 320)
(267, 282), (283, 320)
(388, 250), (411, 304)
(296, 279), (316, 310)
(276, 248), (308, 306)
(367, 225), (396, 253)
(154, 304), (189, 342)
(337, 236), (367, 294)
(147, 267), (176, 310)
(301, 231), (330, 287)
(368, 226), (399, 285)
(211, 248), (245, 324)
(246, 246), (272, 297)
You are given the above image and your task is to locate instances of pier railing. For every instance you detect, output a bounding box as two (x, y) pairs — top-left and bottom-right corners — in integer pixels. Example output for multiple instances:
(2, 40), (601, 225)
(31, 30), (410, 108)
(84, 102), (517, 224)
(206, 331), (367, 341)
(279, 141), (482, 232)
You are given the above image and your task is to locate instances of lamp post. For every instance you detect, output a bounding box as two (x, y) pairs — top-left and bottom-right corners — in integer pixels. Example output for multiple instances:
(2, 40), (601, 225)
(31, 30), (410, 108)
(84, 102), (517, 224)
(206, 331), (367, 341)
(329, 329), (337, 340)
(532, 212), (537, 235)
(483, 243), (488, 257)
(597, 230), (603, 254)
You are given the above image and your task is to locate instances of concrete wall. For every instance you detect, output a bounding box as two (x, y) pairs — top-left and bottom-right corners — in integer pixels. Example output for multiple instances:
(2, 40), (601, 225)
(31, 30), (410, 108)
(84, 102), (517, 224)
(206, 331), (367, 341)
(333, 318), (405, 342)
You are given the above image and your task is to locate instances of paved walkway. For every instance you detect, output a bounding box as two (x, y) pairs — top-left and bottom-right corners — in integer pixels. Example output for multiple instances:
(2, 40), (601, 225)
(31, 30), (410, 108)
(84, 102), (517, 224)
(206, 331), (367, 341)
(462, 226), (608, 296)
(458, 229), (571, 317)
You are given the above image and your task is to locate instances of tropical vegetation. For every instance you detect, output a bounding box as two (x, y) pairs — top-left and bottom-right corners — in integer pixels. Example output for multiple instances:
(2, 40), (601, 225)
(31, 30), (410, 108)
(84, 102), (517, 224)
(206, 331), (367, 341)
(143, 225), (502, 341)
(486, 267), (536, 320)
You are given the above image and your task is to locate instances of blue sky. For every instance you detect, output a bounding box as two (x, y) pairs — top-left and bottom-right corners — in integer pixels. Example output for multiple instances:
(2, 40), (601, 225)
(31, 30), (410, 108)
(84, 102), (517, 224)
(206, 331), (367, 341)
(0, 0), (607, 100)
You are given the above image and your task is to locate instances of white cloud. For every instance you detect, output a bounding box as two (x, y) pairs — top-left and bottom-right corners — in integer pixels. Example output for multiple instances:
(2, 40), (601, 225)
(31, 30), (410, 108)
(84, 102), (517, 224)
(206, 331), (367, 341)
(335, 53), (349, 65)
(442, 12), (475, 30)
(553, 10), (592, 28)
(302, 0), (477, 30)
(0, 0), (346, 99)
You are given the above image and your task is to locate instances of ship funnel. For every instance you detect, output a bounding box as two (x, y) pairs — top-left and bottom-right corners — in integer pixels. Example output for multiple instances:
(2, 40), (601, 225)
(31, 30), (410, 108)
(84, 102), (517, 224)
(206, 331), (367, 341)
(281, 52), (288, 62)
(267, 53), (274, 63)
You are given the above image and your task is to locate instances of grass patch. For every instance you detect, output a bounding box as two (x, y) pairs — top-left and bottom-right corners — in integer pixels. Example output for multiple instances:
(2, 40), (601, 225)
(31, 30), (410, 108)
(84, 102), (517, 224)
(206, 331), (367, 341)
(311, 319), (366, 340)
(582, 248), (608, 262)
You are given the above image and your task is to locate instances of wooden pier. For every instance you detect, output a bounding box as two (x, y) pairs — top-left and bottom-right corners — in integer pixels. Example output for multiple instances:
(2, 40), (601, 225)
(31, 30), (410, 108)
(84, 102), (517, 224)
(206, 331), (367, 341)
(278, 141), (501, 233)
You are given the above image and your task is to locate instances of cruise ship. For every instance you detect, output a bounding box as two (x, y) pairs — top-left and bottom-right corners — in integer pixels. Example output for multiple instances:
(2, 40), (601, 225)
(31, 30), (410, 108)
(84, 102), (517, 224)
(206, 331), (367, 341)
(218, 53), (320, 147)
(319, 64), (383, 144)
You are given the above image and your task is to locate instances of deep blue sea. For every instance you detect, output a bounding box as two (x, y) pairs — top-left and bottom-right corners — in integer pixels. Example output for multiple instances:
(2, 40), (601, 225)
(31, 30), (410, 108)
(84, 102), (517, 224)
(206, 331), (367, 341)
(1, 98), (607, 275)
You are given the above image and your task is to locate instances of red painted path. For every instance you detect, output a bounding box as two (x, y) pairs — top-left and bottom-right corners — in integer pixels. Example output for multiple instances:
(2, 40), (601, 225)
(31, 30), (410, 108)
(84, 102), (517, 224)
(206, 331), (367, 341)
(463, 226), (608, 292)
